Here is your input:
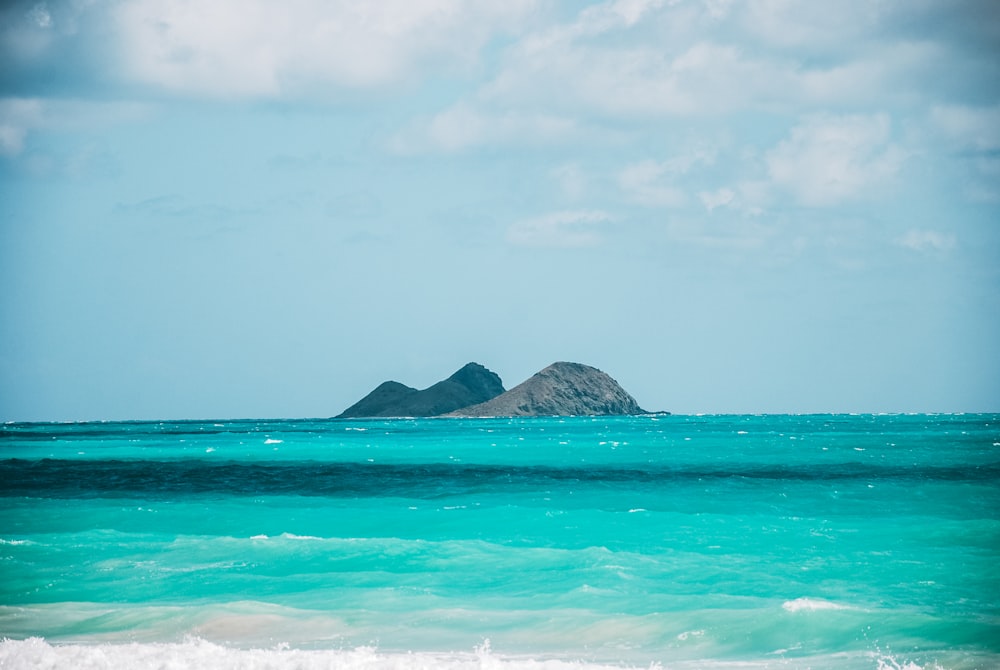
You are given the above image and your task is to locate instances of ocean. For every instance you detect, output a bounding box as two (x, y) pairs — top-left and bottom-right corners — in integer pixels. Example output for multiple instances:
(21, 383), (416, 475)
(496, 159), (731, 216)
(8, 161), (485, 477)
(1, 414), (997, 669)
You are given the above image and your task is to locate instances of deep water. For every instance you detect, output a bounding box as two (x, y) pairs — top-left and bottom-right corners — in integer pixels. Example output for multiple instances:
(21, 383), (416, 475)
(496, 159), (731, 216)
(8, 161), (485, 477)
(1, 415), (998, 669)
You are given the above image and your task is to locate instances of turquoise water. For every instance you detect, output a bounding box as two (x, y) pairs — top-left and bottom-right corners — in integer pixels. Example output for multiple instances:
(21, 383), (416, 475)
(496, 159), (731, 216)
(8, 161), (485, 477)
(1, 415), (998, 669)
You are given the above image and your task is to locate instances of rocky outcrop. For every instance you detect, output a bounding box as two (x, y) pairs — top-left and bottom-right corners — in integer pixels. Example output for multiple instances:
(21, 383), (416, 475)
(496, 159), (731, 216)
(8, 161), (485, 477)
(447, 362), (647, 417)
(335, 363), (504, 418)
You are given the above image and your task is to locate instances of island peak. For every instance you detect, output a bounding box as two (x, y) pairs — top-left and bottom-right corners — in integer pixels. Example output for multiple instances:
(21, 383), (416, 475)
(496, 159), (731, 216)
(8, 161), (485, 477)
(447, 361), (646, 417)
(335, 362), (503, 418)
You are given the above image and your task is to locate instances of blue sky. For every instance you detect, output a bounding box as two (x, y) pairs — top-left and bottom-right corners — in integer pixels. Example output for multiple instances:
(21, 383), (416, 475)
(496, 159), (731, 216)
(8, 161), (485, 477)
(1, 0), (998, 420)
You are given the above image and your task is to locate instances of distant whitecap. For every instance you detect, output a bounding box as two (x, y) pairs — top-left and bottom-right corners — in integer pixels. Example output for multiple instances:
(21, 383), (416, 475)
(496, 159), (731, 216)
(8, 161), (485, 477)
(782, 598), (850, 612)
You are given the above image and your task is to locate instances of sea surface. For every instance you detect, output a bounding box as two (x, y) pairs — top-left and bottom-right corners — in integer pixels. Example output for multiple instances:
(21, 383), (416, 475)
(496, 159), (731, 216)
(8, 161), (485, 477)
(1, 414), (998, 669)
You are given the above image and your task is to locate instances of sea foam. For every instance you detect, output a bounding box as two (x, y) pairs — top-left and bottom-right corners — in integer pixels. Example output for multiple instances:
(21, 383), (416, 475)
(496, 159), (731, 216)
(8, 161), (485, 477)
(0, 638), (653, 670)
(0, 638), (963, 670)
(781, 598), (851, 612)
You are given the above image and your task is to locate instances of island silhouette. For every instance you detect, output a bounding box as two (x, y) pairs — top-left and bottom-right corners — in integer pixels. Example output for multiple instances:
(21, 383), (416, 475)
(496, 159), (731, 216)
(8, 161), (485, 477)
(336, 362), (651, 418)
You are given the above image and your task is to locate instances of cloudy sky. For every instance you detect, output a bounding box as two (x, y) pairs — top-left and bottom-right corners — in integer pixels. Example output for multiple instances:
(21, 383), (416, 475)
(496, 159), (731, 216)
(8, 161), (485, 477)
(1, 0), (998, 420)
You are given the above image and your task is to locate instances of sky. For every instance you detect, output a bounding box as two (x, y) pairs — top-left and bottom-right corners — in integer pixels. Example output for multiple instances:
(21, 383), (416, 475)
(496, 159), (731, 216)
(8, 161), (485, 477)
(1, 0), (998, 420)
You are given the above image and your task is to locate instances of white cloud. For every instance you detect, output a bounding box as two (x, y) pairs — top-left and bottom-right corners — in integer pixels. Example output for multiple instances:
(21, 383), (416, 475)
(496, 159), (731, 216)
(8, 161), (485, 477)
(550, 163), (587, 200)
(895, 229), (957, 253)
(28, 3), (53, 29)
(113, 0), (539, 98)
(797, 42), (943, 108)
(506, 210), (612, 248)
(729, 180), (770, 216)
(483, 1), (746, 117)
(766, 114), (907, 206)
(485, 37), (785, 119)
(743, 0), (889, 51)
(702, 0), (736, 20)
(609, 0), (668, 26)
(930, 104), (1000, 152)
(619, 160), (686, 207)
(0, 125), (27, 155)
(472, 0), (946, 125)
(1, 2), (58, 60)
(521, 0), (667, 50)
(928, 105), (1000, 202)
(619, 148), (716, 207)
(343, 0), (959, 173)
(0, 97), (149, 157)
(0, 98), (42, 156)
(698, 187), (735, 212)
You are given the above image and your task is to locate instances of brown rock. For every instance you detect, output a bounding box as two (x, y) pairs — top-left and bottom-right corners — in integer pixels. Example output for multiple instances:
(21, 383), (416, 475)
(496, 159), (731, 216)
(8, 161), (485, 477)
(447, 362), (646, 417)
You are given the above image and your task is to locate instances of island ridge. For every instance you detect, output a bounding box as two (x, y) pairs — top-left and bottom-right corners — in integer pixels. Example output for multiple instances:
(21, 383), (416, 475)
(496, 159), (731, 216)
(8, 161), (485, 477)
(337, 361), (648, 418)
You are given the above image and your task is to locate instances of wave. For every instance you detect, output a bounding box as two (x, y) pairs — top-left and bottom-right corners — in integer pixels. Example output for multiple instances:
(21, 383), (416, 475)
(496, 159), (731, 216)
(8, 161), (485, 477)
(250, 532), (324, 541)
(781, 598), (853, 612)
(0, 637), (660, 670)
(0, 637), (974, 670)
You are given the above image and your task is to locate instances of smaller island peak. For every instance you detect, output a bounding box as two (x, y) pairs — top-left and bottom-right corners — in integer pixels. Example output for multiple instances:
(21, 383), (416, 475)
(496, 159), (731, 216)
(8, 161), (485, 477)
(336, 362), (504, 418)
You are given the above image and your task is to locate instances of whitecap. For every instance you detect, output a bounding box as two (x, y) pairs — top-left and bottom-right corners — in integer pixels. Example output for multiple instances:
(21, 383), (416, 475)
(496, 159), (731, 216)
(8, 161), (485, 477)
(264, 438), (283, 445)
(280, 533), (323, 541)
(0, 637), (645, 670)
(782, 597), (850, 612)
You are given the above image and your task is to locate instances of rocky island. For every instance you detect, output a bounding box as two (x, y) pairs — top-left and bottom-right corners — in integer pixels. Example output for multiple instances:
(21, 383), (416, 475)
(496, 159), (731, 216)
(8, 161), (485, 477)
(447, 362), (646, 417)
(337, 361), (649, 418)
